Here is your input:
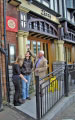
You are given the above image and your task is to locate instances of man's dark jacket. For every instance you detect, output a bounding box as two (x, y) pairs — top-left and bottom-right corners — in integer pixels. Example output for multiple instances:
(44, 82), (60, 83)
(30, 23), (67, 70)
(21, 58), (33, 75)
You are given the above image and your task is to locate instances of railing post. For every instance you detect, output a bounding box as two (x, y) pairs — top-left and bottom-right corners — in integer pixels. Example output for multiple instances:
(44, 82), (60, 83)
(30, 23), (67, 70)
(35, 76), (40, 120)
(64, 62), (68, 97)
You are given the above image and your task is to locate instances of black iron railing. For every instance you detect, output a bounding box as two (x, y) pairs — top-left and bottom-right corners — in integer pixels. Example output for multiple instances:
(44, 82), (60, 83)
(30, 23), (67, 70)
(35, 65), (65, 119)
(35, 63), (75, 119)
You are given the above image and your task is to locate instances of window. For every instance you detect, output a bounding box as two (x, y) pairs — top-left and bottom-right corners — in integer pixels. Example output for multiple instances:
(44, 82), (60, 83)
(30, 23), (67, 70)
(50, 0), (54, 10)
(50, 0), (56, 11)
(42, 0), (50, 8)
(45, 23), (49, 33)
(8, 44), (16, 63)
(40, 22), (44, 32)
(37, 42), (41, 52)
(59, 0), (63, 16)
(55, 0), (58, 12)
(67, 0), (73, 9)
(20, 12), (27, 31)
(27, 40), (31, 50)
(33, 41), (37, 55)
(67, 10), (70, 21)
(64, 47), (67, 61)
(36, 0), (41, 2)
(68, 48), (71, 63)
(64, 46), (71, 63)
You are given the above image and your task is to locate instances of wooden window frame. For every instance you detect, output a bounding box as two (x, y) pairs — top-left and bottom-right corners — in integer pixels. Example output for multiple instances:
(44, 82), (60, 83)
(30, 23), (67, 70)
(8, 44), (16, 64)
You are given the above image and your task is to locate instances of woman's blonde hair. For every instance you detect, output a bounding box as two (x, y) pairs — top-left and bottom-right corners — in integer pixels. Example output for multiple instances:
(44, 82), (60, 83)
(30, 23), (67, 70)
(15, 56), (23, 67)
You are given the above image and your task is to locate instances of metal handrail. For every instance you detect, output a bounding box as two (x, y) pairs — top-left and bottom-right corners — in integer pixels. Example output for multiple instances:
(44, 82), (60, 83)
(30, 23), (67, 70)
(40, 66), (65, 81)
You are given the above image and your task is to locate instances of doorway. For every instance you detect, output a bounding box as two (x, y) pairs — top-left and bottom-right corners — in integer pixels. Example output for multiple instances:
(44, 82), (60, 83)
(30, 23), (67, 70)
(27, 39), (51, 73)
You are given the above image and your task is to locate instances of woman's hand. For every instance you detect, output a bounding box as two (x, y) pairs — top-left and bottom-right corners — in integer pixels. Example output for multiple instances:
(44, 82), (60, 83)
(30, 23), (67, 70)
(24, 79), (28, 83)
(19, 74), (28, 83)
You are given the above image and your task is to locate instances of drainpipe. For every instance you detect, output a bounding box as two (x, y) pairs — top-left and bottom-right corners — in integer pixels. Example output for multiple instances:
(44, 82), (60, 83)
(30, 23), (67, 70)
(0, 47), (6, 54)
(0, 69), (3, 111)
(3, 0), (10, 102)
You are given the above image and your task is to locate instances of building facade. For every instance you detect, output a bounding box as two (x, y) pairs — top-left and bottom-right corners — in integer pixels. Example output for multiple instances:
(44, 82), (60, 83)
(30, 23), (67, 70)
(0, 0), (75, 99)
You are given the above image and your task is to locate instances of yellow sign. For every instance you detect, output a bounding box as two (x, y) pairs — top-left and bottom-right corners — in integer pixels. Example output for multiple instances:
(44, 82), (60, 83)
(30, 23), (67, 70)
(20, 0), (59, 24)
(48, 76), (59, 93)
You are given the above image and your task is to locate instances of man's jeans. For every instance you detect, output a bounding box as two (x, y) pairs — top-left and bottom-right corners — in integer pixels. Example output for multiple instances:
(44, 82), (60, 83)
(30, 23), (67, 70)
(22, 75), (31, 100)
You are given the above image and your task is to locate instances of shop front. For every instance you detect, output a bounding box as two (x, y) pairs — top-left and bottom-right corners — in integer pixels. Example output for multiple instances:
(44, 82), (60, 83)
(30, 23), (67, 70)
(18, 3), (59, 72)
(60, 19), (75, 64)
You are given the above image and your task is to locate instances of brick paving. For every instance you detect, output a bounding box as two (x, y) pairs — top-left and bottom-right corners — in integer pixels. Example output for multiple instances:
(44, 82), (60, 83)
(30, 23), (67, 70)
(0, 105), (35, 120)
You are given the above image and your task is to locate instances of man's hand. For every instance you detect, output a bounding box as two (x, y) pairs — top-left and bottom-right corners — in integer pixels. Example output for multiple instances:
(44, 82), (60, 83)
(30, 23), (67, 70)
(35, 69), (39, 72)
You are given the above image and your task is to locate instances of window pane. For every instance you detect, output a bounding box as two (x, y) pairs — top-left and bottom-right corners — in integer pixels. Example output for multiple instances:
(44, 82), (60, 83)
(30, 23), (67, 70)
(42, 1), (49, 7)
(68, 48), (71, 62)
(67, 11), (70, 21)
(27, 40), (30, 49)
(24, 15), (26, 21)
(10, 46), (15, 55)
(55, 0), (58, 12)
(36, 0), (41, 2)
(50, 0), (54, 10)
(59, 0), (63, 16)
(37, 42), (41, 52)
(33, 41), (37, 55)
(9, 45), (16, 63)
(64, 47), (67, 61)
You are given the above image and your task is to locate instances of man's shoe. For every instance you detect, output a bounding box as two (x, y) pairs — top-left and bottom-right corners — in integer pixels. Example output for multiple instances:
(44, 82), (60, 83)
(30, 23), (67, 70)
(26, 97), (31, 100)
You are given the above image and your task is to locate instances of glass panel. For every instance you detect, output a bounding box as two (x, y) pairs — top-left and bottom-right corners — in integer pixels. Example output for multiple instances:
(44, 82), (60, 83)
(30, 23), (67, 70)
(68, 48), (71, 62)
(45, 23), (49, 33)
(67, 11), (71, 21)
(9, 45), (16, 63)
(37, 42), (41, 52)
(36, 0), (41, 2)
(50, 0), (54, 10)
(55, 0), (58, 12)
(10, 46), (15, 55)
(67, 0), (73, 8)
(43, 43), (49, 73)
(21, 21), (23, 28)
(24, 15), (26, 21)
(34, 22), (37, 30)
(33, 41), (37, 55)
(46, 44), (49, 64)
(21, 14), (23, 20)
(43, 43), (45, 57)
(27, 40), (30, 49)
(24, 22), (26, 28)
(64, 47), (67, 61)
(37, 21), (40, 30)
(42, 1), (49, 7)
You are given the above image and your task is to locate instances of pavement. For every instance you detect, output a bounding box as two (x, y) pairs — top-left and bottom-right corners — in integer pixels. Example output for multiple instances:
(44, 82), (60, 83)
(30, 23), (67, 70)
(53, 102), (75, 120)
(0, 105), (35, 120)
(0, 85), (75, 120)
(0, 93), (75, 120)
(41, 92), (75, 120)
